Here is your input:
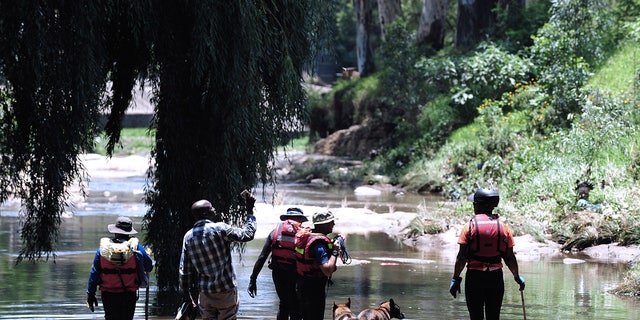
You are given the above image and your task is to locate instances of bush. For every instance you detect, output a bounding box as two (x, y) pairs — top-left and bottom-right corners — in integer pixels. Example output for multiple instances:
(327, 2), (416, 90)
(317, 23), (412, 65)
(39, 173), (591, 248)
(612, 261), (640, 296)
(529, 0), (618, 129)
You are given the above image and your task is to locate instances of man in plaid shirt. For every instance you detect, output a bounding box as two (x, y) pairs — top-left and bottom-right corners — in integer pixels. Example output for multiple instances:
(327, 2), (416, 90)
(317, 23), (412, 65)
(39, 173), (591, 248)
(179, 193), (257, 320)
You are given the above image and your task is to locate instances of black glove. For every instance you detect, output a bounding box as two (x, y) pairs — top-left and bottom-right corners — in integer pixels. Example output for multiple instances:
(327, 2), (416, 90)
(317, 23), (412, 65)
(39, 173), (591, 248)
(515, 275), (525, 291)
(86, 293), (98, 312)
(248, 278), (257, 298)
(449, 276), (462, 298)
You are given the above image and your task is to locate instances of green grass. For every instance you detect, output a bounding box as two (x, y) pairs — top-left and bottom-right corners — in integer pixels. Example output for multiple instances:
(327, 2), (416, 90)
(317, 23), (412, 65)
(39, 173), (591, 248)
(93, 129), (310, 156)
(277, 135), (310, 153)
(590, 41), (640, 93)
(284, 135), (309, 152)
(613, 261), (640, 296)
(92, 128), (154, 156)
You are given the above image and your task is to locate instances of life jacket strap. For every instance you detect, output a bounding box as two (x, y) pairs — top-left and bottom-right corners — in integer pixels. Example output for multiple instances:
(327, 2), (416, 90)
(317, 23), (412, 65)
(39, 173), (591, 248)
(469, 255), (502, 264)
(271, 256), (296, 265)
(102, 268), (137, 274)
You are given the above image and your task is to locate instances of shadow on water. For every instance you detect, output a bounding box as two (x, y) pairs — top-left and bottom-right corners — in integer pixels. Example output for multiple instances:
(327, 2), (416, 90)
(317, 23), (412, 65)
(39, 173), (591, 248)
(1, 177), (640, 319)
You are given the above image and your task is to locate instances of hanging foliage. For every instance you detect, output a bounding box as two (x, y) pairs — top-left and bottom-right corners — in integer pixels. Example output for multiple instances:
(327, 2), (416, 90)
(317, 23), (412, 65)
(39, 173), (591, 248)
(0, 1), (110, 261)
(145, 2), (336, 312)
(0, 0), (335, 314)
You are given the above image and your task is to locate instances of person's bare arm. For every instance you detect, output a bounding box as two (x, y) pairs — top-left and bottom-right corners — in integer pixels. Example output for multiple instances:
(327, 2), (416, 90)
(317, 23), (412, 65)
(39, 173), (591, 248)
(503, 247), (520, 277)
(449, 244), (467, 298)
(319, 239), (341, 277)
(320, 254), (339, 277)
(250, 232), (273, 280)
(452, 244), (468, 278)
(504, 246), (525, 290)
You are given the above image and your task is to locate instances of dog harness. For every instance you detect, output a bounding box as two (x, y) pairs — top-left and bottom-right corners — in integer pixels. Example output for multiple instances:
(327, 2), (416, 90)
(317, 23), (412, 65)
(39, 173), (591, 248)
(270, 219), (303, 267)
(99, 237), (140, 292)
(466, 214), (509, 271)
(294, 230), (332, 278)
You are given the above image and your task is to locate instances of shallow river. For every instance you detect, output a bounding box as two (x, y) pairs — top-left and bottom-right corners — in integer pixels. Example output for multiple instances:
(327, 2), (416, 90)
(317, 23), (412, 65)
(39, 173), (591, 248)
(1, 174), (639, 319)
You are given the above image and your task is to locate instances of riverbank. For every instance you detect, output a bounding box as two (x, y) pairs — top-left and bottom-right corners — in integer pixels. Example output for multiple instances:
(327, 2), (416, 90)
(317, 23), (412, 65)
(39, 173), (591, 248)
(81, 153), (640, 265)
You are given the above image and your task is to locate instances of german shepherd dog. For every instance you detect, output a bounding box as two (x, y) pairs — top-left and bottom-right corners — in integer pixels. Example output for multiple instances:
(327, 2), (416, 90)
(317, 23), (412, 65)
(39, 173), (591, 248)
(333, 297), (357, 320)
(357, 298), (405, 320)
(576, 180), (595, 202)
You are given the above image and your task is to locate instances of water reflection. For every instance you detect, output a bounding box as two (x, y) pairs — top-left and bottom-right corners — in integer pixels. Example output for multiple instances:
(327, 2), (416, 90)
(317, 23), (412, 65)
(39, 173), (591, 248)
(1, 178), (640, 319)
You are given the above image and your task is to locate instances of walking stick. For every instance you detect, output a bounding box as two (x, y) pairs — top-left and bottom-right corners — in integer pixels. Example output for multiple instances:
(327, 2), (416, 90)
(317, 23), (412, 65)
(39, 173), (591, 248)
(145, 273), (150, 320)
(520, 290), (527, 320)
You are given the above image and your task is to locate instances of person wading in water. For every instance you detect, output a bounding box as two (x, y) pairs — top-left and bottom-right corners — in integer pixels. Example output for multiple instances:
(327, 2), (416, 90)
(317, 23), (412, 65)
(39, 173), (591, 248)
(248, 207), (308, 319)
(86, 216), (153, 320)
(179, 193), (256, 320)
(449, 188), (525, 320)
(294, 210), (342, 320)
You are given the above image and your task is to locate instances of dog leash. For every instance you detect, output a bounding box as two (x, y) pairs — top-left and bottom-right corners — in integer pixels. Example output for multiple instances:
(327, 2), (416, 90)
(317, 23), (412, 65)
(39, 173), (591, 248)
(335, 235), (352, 264)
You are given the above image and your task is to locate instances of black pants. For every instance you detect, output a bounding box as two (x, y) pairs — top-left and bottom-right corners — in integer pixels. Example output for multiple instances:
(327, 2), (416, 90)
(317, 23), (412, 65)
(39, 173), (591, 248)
(101, 291), (138, 320)
(273, 268), (301, 320)
(296, 277), (328, 320)
(465, 269), (504, 320)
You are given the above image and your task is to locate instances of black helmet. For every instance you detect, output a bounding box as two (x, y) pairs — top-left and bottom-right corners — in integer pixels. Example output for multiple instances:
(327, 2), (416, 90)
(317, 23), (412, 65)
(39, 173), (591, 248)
(473, 188), (499, 208)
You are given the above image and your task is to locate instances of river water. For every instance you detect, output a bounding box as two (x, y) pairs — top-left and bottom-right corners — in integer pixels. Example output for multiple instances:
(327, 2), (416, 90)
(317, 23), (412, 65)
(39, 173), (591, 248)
(1, 173), (640, 319)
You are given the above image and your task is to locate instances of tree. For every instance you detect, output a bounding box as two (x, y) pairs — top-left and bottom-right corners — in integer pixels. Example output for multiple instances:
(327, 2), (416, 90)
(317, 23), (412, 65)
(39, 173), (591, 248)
(0, 0), (335, 315)
(353, 0), (377, 76)
(378, 0), (404, 40)
(455, 0), (501, 51)
(417, 0), (448, 49)
(0, 1), (112, 262)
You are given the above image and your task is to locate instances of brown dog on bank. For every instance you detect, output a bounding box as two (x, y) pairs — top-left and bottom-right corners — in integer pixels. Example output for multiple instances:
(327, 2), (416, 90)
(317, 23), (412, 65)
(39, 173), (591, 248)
(357, 298), (405, 320)
(333, 297), (357, 320)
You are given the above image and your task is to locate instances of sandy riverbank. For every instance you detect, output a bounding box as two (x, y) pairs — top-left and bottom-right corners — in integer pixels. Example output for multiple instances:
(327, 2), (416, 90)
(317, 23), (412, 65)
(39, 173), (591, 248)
(81, 153), (640, 265)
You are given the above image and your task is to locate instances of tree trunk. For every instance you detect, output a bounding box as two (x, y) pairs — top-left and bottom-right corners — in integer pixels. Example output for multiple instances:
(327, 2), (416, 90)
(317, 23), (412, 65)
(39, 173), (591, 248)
(377, 0), (403, 40)
(417, 0), (448, 50)
(455, 0), (498, 51)
(353, 0), (376, 77)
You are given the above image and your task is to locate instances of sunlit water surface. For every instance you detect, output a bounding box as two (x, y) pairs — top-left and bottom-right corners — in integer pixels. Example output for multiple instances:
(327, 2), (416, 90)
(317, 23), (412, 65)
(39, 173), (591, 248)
(1, 176), (639, 319)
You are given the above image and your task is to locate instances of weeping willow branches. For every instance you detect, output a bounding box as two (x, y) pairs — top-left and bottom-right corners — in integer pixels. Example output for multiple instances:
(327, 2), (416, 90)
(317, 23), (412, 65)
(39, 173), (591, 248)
(1, 0), (335, 313)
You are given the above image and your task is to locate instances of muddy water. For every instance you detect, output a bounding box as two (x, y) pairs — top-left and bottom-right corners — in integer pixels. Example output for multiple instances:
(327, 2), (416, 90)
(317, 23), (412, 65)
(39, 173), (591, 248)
(1, 177), (640, 319)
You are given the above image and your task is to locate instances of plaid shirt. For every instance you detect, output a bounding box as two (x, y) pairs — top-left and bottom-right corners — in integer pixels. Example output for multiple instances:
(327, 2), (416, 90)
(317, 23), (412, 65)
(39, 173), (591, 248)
(179, 216), (256, 294)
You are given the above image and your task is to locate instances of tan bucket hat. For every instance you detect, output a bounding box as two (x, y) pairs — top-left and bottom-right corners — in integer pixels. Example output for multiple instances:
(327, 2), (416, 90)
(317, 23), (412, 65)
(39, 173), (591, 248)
(107, 216), (138, 235)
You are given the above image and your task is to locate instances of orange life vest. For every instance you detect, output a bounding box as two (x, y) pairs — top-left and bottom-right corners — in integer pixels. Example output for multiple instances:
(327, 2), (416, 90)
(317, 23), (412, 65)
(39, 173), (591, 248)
(270, 219), (302, 267)
(294, 229), (331, 278)
(467, 214), (509, 264)
(98, 238), (140, 292)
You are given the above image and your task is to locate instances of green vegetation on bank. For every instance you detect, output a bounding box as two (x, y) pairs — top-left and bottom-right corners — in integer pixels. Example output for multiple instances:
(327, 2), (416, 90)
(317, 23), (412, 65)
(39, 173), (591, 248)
(92, 128), (154, 156)
(304, 0), (640, 295)
(309, 0), (640, 247)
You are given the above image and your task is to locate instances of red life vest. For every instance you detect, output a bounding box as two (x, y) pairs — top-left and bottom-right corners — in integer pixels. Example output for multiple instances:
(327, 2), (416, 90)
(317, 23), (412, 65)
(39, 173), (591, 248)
(98, 238), (140, 292)
(270, 219), (303, 267)
(467, 214), (509, 264)
(294, 229), (331, 278)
